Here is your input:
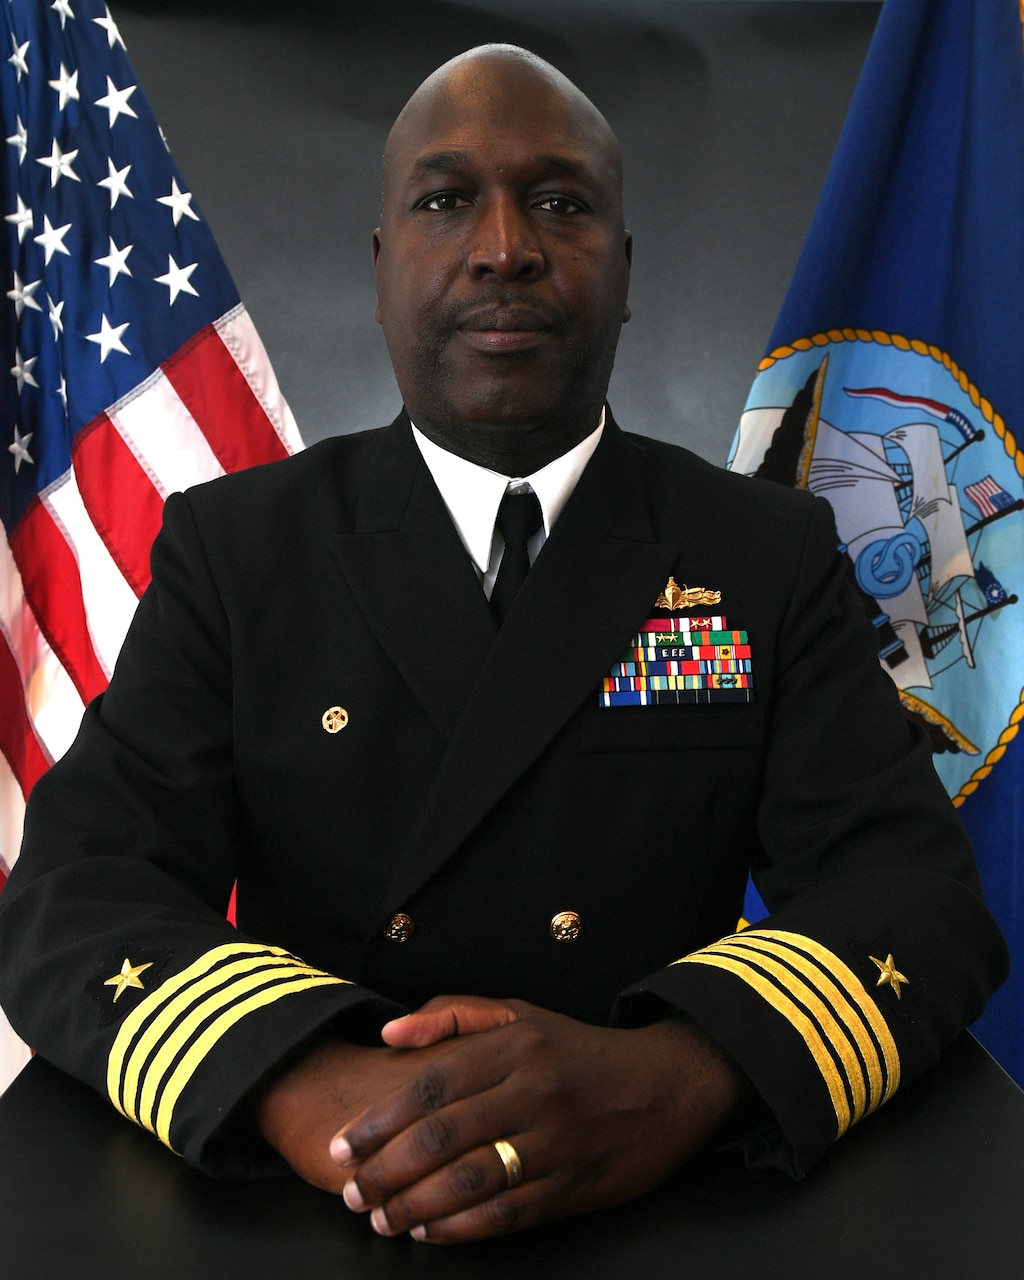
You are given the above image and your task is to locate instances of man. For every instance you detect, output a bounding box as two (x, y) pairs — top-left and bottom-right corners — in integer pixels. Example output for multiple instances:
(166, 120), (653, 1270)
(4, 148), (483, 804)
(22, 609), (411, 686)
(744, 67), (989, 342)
(0, 46), (1007, 1245)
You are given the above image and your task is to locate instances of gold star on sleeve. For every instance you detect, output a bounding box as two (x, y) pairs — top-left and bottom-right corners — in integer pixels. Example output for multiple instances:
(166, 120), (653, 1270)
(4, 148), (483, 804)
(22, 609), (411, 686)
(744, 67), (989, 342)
(104, 958), (154, 1002)
(870, 953), (909, 1000)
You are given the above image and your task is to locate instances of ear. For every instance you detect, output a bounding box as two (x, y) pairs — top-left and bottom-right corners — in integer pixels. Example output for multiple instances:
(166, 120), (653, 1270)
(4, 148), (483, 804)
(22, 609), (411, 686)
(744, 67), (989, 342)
(371, 228), (383, 325)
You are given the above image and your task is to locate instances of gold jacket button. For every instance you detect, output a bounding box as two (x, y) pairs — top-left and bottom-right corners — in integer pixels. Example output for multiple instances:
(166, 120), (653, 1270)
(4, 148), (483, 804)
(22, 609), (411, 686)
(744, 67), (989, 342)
(383, 912), (415, 943)
(550, 911), (582, 943)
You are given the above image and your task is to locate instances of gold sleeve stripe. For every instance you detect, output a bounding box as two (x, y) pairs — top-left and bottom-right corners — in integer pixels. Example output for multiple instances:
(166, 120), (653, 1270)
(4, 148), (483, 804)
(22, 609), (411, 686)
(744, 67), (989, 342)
(672, 928), (901, 1140)
(684, 951), (852, 1133)
(134, 963), (331, 1133)
(757, 929), (901, 1105)
(696, 940), (870, 1121)
(108, 942), (287, 1109)
(719, 935), (888, 1113)
(115, 953), (314, 1122)
(154, 974), (342, 1149)
(106, 943), (349, 1147)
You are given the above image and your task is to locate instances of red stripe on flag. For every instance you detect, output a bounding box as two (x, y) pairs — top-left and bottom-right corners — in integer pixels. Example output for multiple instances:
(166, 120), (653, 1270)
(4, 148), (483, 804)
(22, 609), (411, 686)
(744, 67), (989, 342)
(74, 414), (164, 599)
(162, 326), (290, 473)
(0, 639), (51, 798)
(10, 501), (108, 705)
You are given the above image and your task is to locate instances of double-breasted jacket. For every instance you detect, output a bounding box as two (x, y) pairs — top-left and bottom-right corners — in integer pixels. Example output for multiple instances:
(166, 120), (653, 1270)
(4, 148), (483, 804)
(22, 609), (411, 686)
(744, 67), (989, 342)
(0, 415), (1006, 1177)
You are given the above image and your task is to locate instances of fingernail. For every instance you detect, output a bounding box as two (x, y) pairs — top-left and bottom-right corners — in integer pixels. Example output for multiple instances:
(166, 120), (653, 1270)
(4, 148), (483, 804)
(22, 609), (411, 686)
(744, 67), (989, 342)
(330, 1135), (353, 1165)
(370, 1207), (392, 1236)
(410, 1225), (427, 1243)
(343, 1181), (365, 1211)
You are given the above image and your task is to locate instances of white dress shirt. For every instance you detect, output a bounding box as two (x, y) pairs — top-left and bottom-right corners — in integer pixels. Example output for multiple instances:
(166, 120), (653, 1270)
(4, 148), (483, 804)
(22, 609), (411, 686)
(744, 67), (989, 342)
(411, 410), (605, 599)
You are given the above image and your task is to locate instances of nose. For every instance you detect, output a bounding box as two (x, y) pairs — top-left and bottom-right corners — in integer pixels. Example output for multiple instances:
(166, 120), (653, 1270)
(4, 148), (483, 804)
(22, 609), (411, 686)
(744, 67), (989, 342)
(466, 196), (544, 281)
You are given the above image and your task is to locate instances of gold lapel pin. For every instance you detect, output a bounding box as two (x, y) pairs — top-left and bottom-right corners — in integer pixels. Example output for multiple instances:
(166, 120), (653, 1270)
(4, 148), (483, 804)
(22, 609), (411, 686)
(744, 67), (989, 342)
(322, 706), (349, 734)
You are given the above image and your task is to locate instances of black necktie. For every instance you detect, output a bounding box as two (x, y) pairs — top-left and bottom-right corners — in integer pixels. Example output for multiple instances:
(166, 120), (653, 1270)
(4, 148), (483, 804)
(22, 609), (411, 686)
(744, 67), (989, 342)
(490, 488), (543, 623)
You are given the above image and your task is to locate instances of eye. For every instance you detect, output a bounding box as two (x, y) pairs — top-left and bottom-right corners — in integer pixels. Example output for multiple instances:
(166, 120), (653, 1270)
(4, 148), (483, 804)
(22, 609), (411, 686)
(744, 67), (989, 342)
(534, 196), (584, 215)
(420, 192), (471, 212)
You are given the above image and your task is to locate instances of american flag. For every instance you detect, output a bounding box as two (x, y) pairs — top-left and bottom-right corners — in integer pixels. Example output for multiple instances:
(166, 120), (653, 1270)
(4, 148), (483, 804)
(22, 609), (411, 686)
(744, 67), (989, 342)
(1, 0), (303, 1089)
(965, 475), (1016, 520)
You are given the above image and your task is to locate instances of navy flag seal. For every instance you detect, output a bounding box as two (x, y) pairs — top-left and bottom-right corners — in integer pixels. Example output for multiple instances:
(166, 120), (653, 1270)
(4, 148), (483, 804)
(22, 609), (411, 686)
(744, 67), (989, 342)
(732, 333), (1024, 805)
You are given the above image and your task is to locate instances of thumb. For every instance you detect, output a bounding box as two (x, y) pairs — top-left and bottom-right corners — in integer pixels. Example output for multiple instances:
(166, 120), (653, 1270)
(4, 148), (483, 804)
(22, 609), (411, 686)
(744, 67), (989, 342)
(381, 994), (522, 1047)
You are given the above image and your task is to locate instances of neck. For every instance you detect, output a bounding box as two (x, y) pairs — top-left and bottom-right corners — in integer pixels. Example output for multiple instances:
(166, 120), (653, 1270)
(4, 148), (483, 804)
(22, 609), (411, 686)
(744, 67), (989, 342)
(410, 410), (604, 476)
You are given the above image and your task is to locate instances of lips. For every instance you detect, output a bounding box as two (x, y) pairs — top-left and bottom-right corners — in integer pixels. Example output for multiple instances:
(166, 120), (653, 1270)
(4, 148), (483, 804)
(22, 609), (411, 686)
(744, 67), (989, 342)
(456, 304), (555, 352)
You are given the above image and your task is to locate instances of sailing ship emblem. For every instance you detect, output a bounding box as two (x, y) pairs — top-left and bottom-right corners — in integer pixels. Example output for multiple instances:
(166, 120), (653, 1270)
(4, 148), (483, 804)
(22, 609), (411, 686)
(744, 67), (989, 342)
(731, 336), (1023, 803)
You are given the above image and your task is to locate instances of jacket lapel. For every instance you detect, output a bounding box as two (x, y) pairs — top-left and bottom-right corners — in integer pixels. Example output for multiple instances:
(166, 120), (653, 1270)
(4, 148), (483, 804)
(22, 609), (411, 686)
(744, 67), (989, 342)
(379, 419), (679, 918)
(328, 417), (498, 739)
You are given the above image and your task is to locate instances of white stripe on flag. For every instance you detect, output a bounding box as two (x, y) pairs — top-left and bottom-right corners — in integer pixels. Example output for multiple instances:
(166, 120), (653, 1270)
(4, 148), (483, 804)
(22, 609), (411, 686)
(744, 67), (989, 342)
(216, 307), (305, 455)
(43, 473), (140, 679)
(0, 751), (27, 879)
(0, 995), (32, 1095)
(0, 527), (84, 765)
(112, 371), (225, 499)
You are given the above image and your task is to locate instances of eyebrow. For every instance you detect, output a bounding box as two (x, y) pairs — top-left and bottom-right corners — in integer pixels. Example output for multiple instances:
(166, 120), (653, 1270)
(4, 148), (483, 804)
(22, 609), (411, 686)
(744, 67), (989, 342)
(410, 150), (594, 182)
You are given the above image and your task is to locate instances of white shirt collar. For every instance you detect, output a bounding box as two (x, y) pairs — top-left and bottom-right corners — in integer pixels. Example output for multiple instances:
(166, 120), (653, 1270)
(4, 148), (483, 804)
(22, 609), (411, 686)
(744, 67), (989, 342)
(411, 409), (605, 577)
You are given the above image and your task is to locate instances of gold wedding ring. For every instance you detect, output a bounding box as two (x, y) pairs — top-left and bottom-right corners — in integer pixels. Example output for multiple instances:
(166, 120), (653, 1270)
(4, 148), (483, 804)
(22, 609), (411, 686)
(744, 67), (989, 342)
(493, 1138), (524, 1189)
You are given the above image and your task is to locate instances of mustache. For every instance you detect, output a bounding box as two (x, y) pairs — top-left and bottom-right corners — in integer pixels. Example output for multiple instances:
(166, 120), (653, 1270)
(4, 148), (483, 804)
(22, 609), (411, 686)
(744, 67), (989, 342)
(439, 294), (570, 334)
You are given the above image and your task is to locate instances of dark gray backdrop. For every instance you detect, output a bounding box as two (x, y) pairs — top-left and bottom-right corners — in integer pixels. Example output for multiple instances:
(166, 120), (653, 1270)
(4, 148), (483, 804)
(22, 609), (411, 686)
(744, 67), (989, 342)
(115, 1), (880, 462)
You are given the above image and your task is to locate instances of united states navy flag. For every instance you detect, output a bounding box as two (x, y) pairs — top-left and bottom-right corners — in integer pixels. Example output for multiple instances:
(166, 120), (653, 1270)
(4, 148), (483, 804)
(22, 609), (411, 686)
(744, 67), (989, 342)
(731, 0), (1024, 1082)
(0, 0), (303, 1090)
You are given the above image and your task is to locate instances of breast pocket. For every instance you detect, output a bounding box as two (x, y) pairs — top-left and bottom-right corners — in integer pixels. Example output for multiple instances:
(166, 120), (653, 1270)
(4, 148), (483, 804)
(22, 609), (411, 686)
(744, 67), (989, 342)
(580, 708), (765, 753)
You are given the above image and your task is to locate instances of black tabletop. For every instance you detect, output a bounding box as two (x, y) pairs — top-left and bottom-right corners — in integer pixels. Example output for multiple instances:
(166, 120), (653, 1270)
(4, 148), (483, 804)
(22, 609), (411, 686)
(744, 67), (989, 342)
(1, 1034), (1022, 1280)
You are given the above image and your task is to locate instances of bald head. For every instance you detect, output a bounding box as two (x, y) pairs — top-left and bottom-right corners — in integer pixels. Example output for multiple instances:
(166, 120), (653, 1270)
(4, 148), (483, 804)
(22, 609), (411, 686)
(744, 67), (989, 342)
(383, 46), (623, 213)
(372, 45), (632, 474)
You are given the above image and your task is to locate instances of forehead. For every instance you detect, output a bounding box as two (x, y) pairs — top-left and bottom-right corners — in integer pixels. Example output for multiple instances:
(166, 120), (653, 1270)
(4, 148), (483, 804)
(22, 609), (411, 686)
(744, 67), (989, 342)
(384, 61), (620, 197)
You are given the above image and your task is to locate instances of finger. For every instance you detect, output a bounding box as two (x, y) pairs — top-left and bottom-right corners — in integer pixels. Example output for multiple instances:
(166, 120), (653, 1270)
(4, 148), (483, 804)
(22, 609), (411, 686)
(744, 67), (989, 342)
(409, 1181), (552, 1245)
(343, 1078), (521, 1209)
(336, 1032), (514, 1164)
(365, 1136), (534, 1237)
(382, 996), (521, 1048)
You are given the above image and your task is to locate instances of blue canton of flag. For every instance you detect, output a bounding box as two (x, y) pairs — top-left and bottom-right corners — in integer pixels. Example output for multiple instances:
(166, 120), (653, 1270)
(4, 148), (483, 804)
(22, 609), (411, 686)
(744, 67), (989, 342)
(0, 0), (302, 1093)
(730, 0), (1024, 1082)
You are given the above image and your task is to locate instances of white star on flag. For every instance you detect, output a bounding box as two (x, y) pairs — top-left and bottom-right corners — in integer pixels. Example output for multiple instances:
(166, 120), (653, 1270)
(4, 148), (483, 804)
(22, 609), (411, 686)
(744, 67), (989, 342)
(85, 314), (130, 362)
(7, 272), (43, 318)
(8, 35), (29, 81)
(157, 177), (200, 226)
(37, 137), (81, 186)
(33, 213), (72, 263)
(97, 157), (132, 208)
(50, 1), (75, 29)
(8, 427), (34, 474)
(6, 114), (27, 164)
(154, 255), (199, 305)
(94, 75), (137, 128)
(48, 61), (79, 109)
(93, 5), (124, 50)
(48, 293), (65, 339)
(5, 194), (33, 243)
(95, 236), (132, 285)
(11, 349), (39, 394)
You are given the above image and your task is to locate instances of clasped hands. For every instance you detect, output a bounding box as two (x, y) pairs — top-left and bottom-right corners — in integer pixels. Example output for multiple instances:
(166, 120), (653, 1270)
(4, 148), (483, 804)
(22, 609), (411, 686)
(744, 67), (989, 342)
(256, 994), (747, 1244)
